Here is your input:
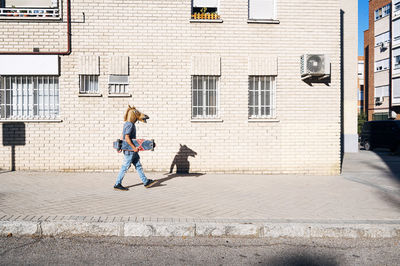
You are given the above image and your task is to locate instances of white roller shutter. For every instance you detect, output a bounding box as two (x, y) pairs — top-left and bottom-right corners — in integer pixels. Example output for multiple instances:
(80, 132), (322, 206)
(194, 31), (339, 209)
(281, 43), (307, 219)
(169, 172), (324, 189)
(249, 0), (275, 20)
(193, 0), (218, 7)
(0, 55), (59, 75)
(393, 19), (400, 40)
(393, 78), (400, 99)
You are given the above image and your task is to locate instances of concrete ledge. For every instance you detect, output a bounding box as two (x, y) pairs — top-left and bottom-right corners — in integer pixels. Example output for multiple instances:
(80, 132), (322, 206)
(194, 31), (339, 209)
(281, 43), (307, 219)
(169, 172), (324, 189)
(124, 222), (195, 237)
(196, 223), (260, 237)
(1, 220), (400, 238)
(0, 221), (39, 236)
(262, 223), (400, 238)
(40, 221), (122, 237)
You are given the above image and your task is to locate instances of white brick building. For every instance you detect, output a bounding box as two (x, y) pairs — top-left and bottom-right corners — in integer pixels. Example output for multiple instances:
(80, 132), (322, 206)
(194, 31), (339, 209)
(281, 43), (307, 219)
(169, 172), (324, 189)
(0, 0), (357, 175)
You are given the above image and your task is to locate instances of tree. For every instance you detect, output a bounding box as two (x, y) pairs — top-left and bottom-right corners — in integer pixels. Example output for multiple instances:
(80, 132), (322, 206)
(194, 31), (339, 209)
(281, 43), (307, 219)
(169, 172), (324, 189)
(358, 112), (367, 134)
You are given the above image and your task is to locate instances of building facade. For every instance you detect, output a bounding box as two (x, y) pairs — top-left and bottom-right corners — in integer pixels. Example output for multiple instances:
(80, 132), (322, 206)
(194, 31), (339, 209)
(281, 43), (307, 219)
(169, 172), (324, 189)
(358, 56), (365, 114)
(0, 0), (357, 174)
(364, 0), (400, 121)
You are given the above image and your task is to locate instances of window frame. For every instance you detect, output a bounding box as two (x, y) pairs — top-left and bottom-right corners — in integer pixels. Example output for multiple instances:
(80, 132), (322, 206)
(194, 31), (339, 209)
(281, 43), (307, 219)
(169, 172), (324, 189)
(108, 75), (129, 95)
(248, 0), (277, 21)
(0, 75), (60, 120)
(79, 74), (99, 95)
(191, 75), (220, 120)
(395, 55), (400, 69)
(0, 0), (60, 20)
(191, 0), (221, 21)
(248, 75), (276, 120)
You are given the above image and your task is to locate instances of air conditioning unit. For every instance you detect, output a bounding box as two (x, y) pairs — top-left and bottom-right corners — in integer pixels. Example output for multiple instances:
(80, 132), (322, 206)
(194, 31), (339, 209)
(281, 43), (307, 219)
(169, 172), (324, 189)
(300, 54), (331, 80)
(375, 97), (383, 105)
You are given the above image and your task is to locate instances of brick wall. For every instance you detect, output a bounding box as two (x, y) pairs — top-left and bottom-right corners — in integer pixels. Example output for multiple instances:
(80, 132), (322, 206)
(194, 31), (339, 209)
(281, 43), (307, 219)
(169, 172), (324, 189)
(0, 0), (342, 174)
(365, 0), (392, 121)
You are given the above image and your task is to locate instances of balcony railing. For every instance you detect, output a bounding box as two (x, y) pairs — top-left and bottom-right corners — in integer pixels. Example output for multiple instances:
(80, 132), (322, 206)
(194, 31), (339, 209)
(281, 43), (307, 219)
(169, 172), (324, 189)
(191, 13), (220, 20)
(0, 7), (59, 19)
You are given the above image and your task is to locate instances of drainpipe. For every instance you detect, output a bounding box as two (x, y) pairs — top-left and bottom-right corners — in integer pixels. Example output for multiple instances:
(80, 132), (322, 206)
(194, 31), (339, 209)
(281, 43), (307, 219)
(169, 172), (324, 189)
(389, 3), (393, 119)
(0, 0), (71, 55)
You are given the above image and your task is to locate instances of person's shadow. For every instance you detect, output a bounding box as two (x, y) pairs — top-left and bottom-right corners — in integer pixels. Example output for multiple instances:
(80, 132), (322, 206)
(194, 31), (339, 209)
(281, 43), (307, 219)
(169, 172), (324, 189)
(169, 144), (198, 174)
(127, 144), (203, 188)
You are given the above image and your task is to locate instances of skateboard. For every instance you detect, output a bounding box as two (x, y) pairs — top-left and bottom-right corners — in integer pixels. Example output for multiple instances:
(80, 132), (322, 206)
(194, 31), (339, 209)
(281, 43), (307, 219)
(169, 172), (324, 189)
(113, 139), (155, 152)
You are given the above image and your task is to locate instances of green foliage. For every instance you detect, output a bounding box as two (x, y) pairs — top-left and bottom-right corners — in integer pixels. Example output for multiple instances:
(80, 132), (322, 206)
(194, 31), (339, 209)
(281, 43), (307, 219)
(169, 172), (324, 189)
(358, 112), (367, 134)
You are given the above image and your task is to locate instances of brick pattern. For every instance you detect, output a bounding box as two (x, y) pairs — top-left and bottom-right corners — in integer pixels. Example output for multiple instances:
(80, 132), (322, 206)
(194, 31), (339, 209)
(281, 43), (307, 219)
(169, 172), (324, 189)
(365, 0), (393, 120)
(0, 0), (342, 174)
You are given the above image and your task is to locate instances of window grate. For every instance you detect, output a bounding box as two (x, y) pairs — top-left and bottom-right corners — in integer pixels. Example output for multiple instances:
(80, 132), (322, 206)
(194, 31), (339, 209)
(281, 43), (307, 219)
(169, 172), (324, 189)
(192, 76), (219, 119)
(80, 75), (99, 94)
(108, 75), (129, 94)
(248, 76), (276, 119)
(0, 76), (59, 119)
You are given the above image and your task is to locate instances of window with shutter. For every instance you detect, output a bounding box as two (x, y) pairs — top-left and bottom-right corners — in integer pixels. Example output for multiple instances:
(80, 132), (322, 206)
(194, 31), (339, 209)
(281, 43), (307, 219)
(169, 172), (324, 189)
(249, 0), (275, 20)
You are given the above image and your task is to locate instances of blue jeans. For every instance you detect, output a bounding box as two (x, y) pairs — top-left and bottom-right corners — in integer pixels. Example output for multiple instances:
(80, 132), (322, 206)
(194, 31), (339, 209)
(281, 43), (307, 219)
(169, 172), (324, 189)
(115, 153), (148, 186)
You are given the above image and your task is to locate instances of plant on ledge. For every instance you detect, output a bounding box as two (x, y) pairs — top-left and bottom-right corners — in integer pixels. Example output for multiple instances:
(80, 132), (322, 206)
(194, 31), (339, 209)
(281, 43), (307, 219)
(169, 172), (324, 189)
(192, 7), (220, 20)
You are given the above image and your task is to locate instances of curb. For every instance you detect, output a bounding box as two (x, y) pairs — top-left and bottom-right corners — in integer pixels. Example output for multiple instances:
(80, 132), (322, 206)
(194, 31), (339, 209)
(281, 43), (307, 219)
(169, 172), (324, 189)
(1, 220), (400, 238)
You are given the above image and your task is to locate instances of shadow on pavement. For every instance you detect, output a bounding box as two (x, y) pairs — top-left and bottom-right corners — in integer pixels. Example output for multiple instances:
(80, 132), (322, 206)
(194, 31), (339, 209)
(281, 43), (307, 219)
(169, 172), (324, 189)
(127, 173), (205, 189)
(261, 251), (338, 266)
(357, 147), (400, 210)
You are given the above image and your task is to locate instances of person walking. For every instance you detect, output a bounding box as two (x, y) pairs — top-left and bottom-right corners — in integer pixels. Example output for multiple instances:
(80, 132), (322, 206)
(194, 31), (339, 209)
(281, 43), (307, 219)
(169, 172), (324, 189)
(114, 106), (157, 191)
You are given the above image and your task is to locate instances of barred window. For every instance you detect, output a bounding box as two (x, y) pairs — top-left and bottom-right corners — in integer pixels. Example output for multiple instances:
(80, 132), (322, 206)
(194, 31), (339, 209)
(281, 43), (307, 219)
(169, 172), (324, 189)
(248, 76), (276, 118)
(108, 75), (129, 94)
(0, 76), (59, 119)
(192, 76), (219, 119)
(79, 75), (99, 94)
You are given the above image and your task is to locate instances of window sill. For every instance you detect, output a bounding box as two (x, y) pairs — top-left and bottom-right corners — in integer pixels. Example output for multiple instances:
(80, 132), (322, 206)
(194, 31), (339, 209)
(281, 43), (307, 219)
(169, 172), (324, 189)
(190, 19), (223, 23)
(0, 119), (62, 123)
(247, 19), (280, 24)
(248, 118), (279, 122)
(0, 16), (61, 21)
(374, 69), (389, 73)
(78, 93), (102, 97)
(191, 118), (223, 123)
(108, 94), (132, 98)
(393, 72), (400, 78)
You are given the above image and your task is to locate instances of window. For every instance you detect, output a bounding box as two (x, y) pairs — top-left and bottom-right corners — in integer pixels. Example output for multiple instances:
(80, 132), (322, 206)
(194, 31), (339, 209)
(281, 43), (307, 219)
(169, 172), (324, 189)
(394, 19), (400, 41)
(191, 0), (220, 20)
(0, 76), (59, 119)
(0, 0), (59, 19)
(393, 78), (400, 99)
(375, 31), (390, 46)
(375, 4), (391, 20)
(108, 75), (129, 94)
(395, 56), (400, 69)
(395, 0), (400, 11)
(79, 75), (99, 94)
(192, 76), (219, 119)
(248, 76), (275, 119)
(375, 59), (390, 72)
(249, 0), (275, 20)
(375, 85), (389, 98)
(358, 87), (364, 101)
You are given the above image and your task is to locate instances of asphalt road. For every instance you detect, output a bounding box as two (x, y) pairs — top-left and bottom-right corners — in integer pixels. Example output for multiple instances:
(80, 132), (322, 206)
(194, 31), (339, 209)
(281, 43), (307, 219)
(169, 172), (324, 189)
(1, 236), (400, 265)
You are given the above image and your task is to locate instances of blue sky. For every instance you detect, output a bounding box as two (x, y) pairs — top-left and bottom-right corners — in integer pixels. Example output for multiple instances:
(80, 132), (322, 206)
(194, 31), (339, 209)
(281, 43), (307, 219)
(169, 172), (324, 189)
(359, 0), (369, 56)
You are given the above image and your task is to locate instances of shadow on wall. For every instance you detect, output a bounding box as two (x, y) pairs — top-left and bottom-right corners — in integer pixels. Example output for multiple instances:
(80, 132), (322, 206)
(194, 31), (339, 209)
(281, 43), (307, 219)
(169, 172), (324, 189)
(2, 122), (26, 171)
(169, 144), (198, 174)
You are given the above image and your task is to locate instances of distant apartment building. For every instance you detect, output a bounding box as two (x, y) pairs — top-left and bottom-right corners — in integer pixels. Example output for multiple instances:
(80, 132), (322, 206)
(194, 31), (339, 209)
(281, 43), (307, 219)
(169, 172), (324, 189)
(358, 56), (365, 114)
(0, 0), (358, 174)
(364, 0), (400, 121)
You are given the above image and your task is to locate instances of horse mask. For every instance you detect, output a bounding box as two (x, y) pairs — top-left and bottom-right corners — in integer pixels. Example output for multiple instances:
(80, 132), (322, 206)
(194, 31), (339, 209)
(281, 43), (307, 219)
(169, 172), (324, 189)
(124, 105), (149, 123)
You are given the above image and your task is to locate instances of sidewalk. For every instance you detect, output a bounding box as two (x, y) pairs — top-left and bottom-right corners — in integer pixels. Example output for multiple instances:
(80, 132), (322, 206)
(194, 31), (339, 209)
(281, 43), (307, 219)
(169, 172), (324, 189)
(1, 150), (400, 238)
